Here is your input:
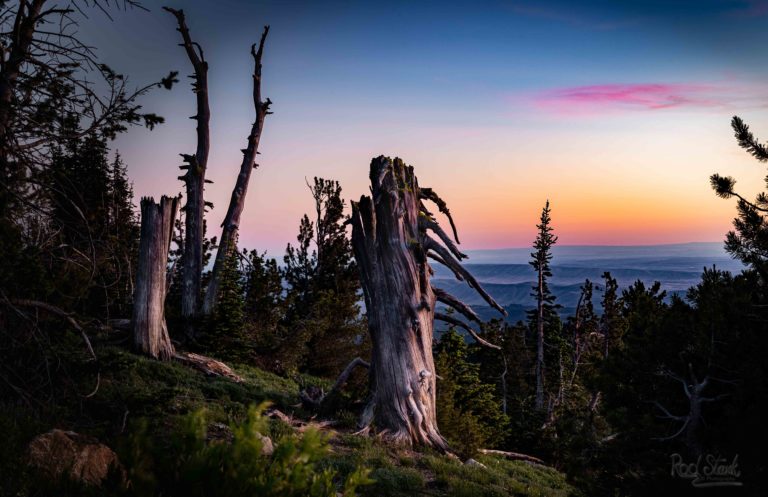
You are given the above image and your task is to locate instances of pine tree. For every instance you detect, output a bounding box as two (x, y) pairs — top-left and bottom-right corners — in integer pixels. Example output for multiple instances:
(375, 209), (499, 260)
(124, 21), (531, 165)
(104, 151), (140, 316)
(435, 327), (508, 458)
(599, 272), (625, 358)
(283, 214), (315, 326)
(710, 116), (768, 281)
(48, 129), (136, 317)
(528, 200), (559, 411)
(475, 319), (532, 424)
(281, 178), (366, 377)
(243, 250), (285, 353)
(205, 244), (247, 362)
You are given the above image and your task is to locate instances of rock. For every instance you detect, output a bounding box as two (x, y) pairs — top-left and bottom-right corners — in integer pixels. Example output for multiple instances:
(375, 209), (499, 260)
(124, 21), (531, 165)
(206, 422), (234, 443)
(26, 429), (125, 487)
(257, 432), (274, 456)
(464, 458), (487, 469)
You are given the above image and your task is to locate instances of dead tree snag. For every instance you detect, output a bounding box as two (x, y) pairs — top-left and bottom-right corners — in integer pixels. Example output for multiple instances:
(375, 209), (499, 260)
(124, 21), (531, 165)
(132, 196), (179, 360)
(350, 156), (506, 449)
(164, 7), (210, 331)
(203, 25), (271, 315)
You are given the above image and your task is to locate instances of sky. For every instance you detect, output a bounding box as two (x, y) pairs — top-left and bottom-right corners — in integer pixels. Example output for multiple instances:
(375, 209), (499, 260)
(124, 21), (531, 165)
(78, 0), (768, 256)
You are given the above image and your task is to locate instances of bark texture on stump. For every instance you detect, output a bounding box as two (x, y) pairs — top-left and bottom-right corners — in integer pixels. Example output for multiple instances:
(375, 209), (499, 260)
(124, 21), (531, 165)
(132, 196), (179, 360)
(202, 26), (271, 315)
(350, 156), (505, 449)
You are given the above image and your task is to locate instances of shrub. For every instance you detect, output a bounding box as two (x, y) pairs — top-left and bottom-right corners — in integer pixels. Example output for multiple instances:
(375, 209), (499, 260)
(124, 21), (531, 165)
(123, 403), (372, 497)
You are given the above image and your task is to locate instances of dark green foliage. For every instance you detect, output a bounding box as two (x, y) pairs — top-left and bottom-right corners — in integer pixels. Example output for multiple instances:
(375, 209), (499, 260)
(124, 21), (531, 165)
(420, 454), (571, 497)
(475, 319), (538, 449)
(527, 200), (560, 331)
(731, 115), (768, 162)
(204, 246), (248, 362)
(710, 116), (768, 279)
(599, 272), (626, 358)
(435, 328), (508, 458)
(242, 249), (286, 354)
(46, 132), (140, 317)
(324, 434), (573, 497)
(367, 467), (425, 496)
(280, 177), (367, 376)
(527, 200), (562, 412)
(122, 404), (372, 497)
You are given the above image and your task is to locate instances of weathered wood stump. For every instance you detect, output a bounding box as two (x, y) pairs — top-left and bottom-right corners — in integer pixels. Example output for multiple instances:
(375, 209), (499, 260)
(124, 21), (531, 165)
(132, 196), (179, 360)
(350, 156), (505, 449)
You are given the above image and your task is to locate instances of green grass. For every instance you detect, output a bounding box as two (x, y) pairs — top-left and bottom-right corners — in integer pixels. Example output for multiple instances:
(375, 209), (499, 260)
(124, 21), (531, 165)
(1, 343), (577, 497)
(422, 454), (573, 497)
(324, 433), (575, 497)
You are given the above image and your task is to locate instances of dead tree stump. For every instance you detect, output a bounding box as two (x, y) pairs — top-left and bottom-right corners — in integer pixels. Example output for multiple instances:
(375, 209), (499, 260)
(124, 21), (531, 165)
(132, 196), (179, 360)
(350, 156), (506, 449)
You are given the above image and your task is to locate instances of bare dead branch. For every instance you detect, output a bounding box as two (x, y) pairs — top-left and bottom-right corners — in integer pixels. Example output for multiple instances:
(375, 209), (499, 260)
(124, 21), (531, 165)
(435, 312), (501, 350)
(432, 286), (480, 322)
(478, 449), (545, 465)
(427, 252), (464, 281)
(419, 214), (466, 260)
(300, 357), (370, 408)
(173, 352), (244, 382)
(420, 187), (460, 243)
(425, 237), (507, 316)
(6, 298), (96, 360)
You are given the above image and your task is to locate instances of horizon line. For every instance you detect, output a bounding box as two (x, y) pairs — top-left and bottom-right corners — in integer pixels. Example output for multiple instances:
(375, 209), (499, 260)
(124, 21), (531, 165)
(462, 241), (725, 251)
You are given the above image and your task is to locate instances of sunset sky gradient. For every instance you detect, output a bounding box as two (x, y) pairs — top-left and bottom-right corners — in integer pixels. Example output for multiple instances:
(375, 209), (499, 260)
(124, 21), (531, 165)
(81, 0), (768, 255)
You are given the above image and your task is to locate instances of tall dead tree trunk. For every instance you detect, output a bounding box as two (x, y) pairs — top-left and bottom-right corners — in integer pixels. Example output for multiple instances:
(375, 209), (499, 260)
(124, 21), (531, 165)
(350, 156), (506, 449)
(202, 26), (271, 315)
(164, 7), (210, 332)
(132, 196), (179, 360)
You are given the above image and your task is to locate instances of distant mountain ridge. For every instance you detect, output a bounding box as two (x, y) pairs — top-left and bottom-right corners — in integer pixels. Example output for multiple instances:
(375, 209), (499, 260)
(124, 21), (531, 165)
(433, 242), (745, 326)
(461, 242), (741, 268)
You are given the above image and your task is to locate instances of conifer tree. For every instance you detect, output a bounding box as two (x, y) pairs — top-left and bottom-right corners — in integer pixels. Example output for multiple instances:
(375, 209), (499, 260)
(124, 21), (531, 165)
(599, 272), (625, 358)
(528, 200), (559, 410)
(281, 178), (365, 376)
(48, 130), (142, 317)
(205, 242), (247, 362)
(105, 151), (140, 316)
(243, 249), (285, 352)
(435, 327), (508, 457)
(710, 116), (768, 280)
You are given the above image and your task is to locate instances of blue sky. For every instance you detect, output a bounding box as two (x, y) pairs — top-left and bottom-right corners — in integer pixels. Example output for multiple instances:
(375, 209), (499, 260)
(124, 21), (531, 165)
(78, 1), (768, 255)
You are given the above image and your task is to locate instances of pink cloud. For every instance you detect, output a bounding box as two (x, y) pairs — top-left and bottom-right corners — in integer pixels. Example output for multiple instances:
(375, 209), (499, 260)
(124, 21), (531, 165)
(533, 83), (725, 115)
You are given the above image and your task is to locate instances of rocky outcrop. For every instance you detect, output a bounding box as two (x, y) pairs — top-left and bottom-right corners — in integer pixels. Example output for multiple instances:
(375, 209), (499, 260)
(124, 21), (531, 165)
(26, 429), (125, 487)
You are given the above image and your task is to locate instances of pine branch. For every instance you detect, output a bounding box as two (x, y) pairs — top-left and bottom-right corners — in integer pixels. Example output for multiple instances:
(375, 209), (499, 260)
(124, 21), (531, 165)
(732, 115), (768, 162)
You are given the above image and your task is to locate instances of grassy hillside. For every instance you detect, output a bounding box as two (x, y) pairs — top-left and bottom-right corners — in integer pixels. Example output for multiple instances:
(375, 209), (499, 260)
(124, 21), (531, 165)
(1, 342), (574, 497)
